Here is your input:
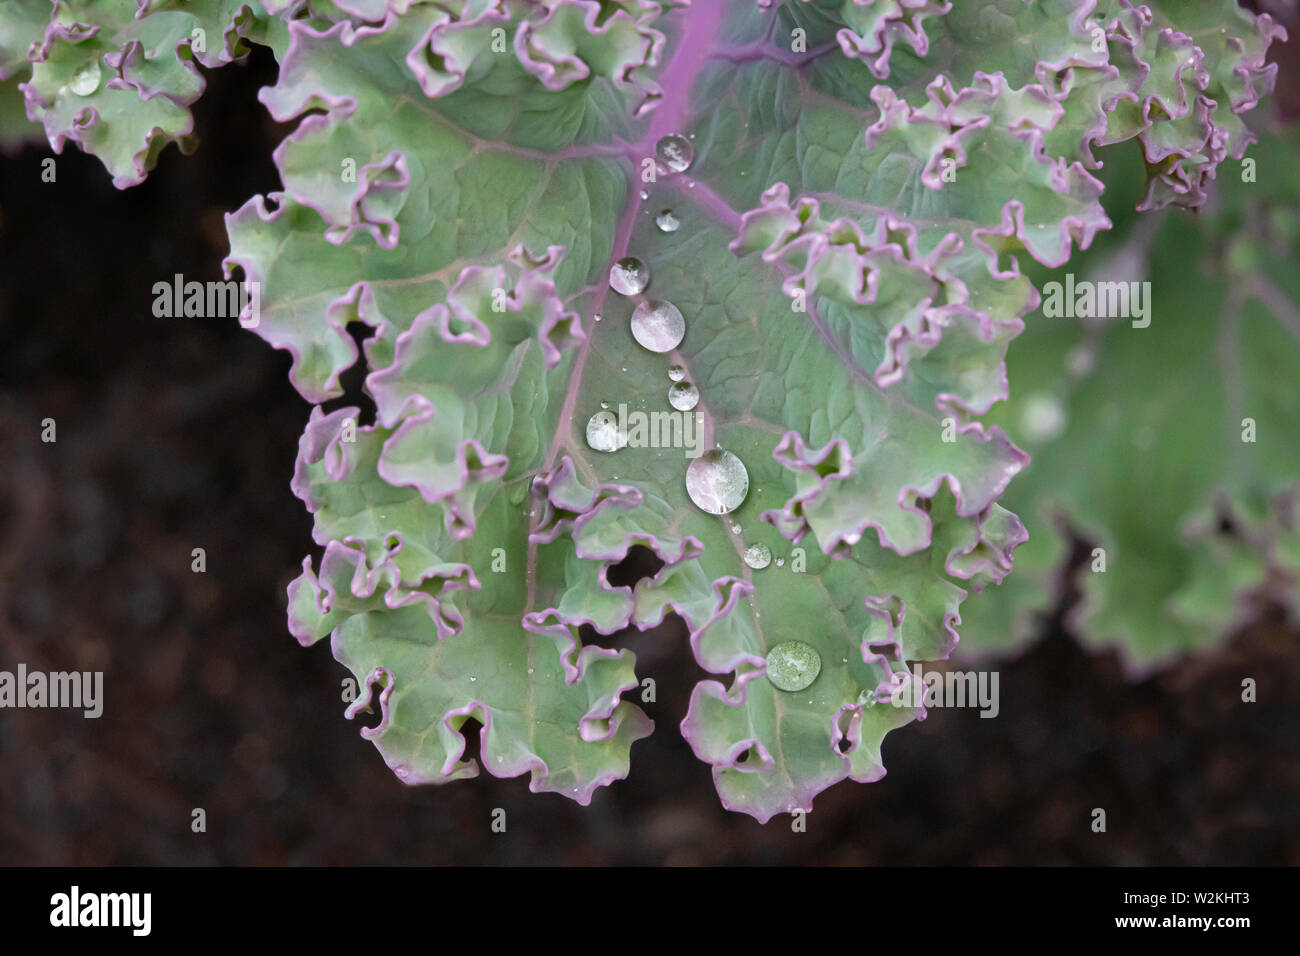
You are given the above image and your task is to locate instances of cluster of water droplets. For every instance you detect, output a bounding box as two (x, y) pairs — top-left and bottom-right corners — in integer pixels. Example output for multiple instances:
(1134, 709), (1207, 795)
(588, 136), (758, 541)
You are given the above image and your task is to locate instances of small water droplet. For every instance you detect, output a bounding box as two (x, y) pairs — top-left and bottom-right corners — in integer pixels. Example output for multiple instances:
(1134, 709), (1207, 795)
(655, 134), (693, 173)
(656, 209), (680, 233)
(594, 312), (602, 322)
(765, 641), (821, 692)
(667, 364), (686, 382)
(639, 189), (649, 200)
(668, 380), (699, 410)
(685, 449), (749, 515)
(527, 668), (534, 675)
(609, 257), (649, 296)
(600, 400), (609, 409)
(775, 557), (785, 567)
(586, 410), (625, 453)
(743, 543), (771, 569)
(469, 676), (477, 682)
(631, 299), (685, 353)
(68, 60), (101, 97)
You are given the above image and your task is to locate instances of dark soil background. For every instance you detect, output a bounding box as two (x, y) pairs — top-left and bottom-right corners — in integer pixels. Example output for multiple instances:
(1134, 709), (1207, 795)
(1, 22), (1298, 866)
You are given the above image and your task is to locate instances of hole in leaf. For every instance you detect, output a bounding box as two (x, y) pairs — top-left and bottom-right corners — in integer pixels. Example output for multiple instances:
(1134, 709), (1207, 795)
(606, 544), (665, 588)
(457, 715), (484, 765)
(321, 322), (378, 426)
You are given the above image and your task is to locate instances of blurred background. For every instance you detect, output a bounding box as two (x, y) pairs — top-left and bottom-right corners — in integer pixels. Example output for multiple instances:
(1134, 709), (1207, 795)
(0, 5), (1297, 866)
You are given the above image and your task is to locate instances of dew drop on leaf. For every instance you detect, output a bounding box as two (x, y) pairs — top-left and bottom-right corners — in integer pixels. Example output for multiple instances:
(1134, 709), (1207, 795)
(667, 364), (686, 382)
(765, 641), (821, 692)
(631, 299), (685, 352)
(775, 557), (785, 567)
(655, 134), (693, 173)
(668, 380), (698, 410)
(685, 449), (749, 515)
(586, 410), (624, 453)
(743, 543), (771, 569)
(656, 209), (680, 233)
(609, 257), (649, 295)
(68, 60), (101, 96)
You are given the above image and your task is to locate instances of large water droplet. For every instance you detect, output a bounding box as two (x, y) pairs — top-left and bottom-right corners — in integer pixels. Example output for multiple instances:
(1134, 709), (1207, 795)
(68, 60), (101, 97)
(667, 364), (686, 382)
(685, 449), (749, 515)
(609, 257), (648, 296)
(631, 299), (685, 353)
(656, 134), (693, 173)
(656, 209), (680, 233)
(766, 641), (821, 692)
(743, 543), (771, 569)
(668, 380), (698, 410)
(586, 410), (625, 453)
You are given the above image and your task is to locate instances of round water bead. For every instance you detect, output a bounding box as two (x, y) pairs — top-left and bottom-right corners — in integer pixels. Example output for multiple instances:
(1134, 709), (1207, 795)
(585, 410), (625, 453)
(609, 257), (649, 296)
(630, 299), (685, 353)
(685, 449), (749, 515)
(765, 641), (821, 692)
(743, 543), (772, 569)
(656, 209), (680, 233)
(667, 364), (686, 382)
(655, 134), (693, 173)
(68, 61), (101, 97)
(668, 380), (699, 410)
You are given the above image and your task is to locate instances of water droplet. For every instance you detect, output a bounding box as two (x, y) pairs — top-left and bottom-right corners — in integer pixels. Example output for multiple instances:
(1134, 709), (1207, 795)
(527, 667), (534, 675)
(639, 189), (649, 200)
(600, 400), (609, 409)
(775, 557), (785, 567)
(685, 449), (749, 515)
(743, 543), (771, 569)
(469, 676), (477, 682)
(656, 134), (693, 173)
(68, 60), (101, 97)
(656, 209), (680, 233)
(631, 299), (685, 353)
(586, 410), (625, 453)
(667, 380), (698, 410)
(609, 257), (649, 296)
(594, 312), (602, 322)
(765, 641), (821, 692)
(667, 364), (686, 382)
